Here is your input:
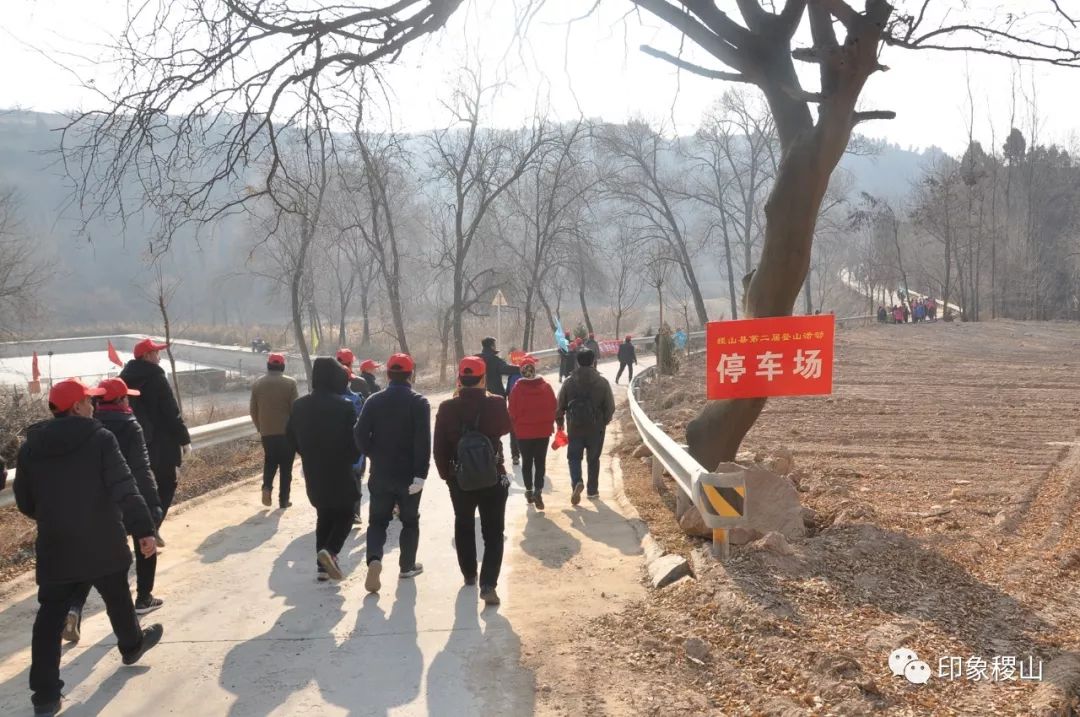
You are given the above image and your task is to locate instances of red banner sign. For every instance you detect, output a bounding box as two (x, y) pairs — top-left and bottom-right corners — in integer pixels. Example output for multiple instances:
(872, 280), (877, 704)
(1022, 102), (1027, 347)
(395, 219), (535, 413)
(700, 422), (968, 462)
(706, 315), (835, 400)
(598, 340), (620, 355)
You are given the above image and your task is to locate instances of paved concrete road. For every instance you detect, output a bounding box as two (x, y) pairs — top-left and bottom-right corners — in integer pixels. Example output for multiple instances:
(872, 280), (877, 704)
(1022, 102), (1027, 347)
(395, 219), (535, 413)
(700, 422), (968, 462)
(0, 356), (653, 716)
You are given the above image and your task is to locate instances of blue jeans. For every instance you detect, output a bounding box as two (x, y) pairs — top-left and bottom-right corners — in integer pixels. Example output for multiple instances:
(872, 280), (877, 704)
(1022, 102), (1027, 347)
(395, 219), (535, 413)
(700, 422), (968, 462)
(568, 428), (606, 495)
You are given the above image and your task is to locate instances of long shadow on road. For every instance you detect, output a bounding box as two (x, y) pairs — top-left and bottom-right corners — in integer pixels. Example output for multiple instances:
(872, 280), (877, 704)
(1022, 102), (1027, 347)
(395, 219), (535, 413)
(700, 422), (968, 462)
(197, 510), (284, 564)
(520, 510), (581, 569)
(427, 586), (535, 716)
(563, 498), (643, 556)
(219, 531), (346, 716)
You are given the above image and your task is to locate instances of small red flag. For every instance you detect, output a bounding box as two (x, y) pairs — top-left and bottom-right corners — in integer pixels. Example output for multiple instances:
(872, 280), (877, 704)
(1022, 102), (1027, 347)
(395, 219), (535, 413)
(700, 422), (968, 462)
(31, 352), (40, 382)
(107, 340), (123, 368)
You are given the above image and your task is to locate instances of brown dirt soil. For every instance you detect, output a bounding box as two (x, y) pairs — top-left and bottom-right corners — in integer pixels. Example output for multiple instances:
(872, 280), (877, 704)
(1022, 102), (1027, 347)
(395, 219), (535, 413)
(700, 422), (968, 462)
(0, 440), (261, 584)
(573, 320), (1080, 716)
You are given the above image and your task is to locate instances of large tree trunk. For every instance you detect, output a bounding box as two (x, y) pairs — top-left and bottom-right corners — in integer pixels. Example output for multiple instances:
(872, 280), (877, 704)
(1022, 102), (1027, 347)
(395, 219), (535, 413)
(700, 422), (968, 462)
(720, 206), (739, 320)
(360, 286), (371, 347)
(686, 26), (873, 470)
(578, 276), (594, 335)
(452, 271), (466, 361)
(386, 279), (409, 354)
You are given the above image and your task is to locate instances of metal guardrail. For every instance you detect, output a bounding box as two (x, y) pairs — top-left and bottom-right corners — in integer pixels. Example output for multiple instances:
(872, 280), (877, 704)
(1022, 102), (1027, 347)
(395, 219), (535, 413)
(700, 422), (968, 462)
(627, 363), (746, 559)
(0, 416), (258, 509)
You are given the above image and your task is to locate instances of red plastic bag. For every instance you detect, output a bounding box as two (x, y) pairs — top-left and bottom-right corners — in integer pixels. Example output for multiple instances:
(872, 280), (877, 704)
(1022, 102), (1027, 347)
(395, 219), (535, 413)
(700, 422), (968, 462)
(551, 429), (569, 451)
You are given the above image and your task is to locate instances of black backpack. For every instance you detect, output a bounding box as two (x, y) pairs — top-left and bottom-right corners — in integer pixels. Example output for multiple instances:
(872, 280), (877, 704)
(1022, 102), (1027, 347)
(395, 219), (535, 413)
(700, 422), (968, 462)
(455, 413), (499, 491)
(566, 389), (602, 432)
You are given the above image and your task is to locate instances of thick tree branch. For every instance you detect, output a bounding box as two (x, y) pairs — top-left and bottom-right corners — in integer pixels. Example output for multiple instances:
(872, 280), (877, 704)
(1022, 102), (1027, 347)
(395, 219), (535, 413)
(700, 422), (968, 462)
(640, 45), (752, 82)
(853, 110), (897, 124)
(631, 0), (748, 72)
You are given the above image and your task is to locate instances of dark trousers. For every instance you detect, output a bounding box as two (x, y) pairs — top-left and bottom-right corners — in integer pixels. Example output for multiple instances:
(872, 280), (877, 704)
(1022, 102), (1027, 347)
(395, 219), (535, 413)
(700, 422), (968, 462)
(447, 479), (508, 589)
(31, 570), (142, 707)
(509, 431), (520, 460)
(353, 465), (365, 518)
(261, 435), (295, 505)
(367, 481), (422, 570)
(616, 361), (634, 383)
(151, 457), (178, 518)
(315, 508), (354, 567)
(518, 438), (549, 492)
(71, 535), (156, 612)
(568, 428), (606, 495)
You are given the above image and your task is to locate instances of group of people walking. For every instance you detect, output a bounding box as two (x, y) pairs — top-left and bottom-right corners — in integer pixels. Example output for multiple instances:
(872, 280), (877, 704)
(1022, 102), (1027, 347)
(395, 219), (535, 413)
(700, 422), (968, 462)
(9, 332), (621, 714)
(878, 295), (939, 324)
(250, 338), (617, 607)
(12, 338), (191, 715)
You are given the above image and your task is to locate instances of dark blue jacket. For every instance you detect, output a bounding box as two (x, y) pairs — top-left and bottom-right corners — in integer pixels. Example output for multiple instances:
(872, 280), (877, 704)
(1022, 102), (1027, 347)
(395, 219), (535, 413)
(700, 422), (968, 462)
(354, 381), (431, 486)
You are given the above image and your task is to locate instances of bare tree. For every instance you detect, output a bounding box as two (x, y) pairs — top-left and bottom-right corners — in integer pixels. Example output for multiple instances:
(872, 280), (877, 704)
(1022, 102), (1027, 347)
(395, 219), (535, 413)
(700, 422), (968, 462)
(0, 189), (47, 335)
(599, 120), (710, 327)
(347, 129), (417, 353)
(247, 125), (334, 382)
(427, 70), (548, 359)
(505, 119), (598, 350)
(605, 228), (643, 338)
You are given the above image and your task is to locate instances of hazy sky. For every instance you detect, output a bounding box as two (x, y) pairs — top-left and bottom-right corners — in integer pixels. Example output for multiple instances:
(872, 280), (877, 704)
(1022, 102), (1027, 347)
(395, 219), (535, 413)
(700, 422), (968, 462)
(3, 0), (1077, 154)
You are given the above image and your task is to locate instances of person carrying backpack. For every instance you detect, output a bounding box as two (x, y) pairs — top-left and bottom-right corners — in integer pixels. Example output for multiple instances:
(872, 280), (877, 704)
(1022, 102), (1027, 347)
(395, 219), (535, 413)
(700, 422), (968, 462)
(507, 356), (556, 510)
(556, 349), (615, 504)
(433, 357), (512, 606)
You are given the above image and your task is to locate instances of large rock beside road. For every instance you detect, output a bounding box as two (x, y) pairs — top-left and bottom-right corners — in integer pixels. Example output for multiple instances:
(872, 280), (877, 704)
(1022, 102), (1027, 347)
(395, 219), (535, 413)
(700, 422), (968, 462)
(721, 463), (807, 545)
(647, 554), (691, 588)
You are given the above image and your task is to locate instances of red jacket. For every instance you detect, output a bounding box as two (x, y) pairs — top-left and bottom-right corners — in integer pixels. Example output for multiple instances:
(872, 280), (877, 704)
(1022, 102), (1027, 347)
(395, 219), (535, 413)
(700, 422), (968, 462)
(508, 377), (558, 440)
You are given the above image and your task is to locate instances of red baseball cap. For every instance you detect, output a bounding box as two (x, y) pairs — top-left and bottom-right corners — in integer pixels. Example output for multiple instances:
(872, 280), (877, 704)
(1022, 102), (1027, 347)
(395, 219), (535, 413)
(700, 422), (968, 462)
(387, 353), (415, 373)
(519, 355), (538, 366)
(625, 335), (632, 341)
(98, 377), (141, 402)
(49, 378), (106, 412)
(267, 353), (286, 367)
(133, 338), (169, 358)
(458, 356), (486, 378)
(359, 359), (380, 373)
(336, 348), (355, 366)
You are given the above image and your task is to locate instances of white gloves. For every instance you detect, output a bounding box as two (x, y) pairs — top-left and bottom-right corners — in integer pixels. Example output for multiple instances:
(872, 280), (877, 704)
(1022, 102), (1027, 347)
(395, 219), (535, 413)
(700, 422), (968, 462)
(408, 477), (425, 495)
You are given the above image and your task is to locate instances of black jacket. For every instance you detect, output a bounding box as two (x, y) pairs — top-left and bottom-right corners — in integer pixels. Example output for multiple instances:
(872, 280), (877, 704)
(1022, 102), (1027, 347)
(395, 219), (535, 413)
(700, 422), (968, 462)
(120, 358), (191, 468)
(584, 338), (601, 356)
(556, 366), (616, 436)
(362, 372), (381, 396)
(14, 416), (154, 585)
(354, 380), (431, 487)
(617, 341), (637, 364)
(479, 348), (519, 397)
(286, 358), (361, 510)
(95, 407), (163, 519)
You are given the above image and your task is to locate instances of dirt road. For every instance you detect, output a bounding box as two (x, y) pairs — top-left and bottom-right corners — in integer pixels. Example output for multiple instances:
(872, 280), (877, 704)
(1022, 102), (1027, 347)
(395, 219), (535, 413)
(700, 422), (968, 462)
(596, 319), (1080, 715)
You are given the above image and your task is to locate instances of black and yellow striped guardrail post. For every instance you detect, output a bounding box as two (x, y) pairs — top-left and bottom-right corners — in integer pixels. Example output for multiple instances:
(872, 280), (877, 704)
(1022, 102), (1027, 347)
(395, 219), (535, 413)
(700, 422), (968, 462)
(694, 467), (747, 561)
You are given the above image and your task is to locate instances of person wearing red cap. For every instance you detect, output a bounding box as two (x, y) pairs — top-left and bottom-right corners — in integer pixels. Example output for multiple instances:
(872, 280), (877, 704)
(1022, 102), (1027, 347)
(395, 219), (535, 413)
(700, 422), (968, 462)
(358, 359), (382, 397)
(250, 353), (299, 509)
(507, 356), (557, 510)
(120, 338), (191, 521)
(433, 356), (512, 605)
(63, 377), (166, 644)
(353, 353), (430, 593)
(14, 379), (163, 715)
(616, 335), (637, 384)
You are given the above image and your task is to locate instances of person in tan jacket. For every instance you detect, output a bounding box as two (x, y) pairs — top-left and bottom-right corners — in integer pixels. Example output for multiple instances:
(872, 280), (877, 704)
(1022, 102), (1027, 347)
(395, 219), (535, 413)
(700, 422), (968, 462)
(250, 353), (299, 508)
